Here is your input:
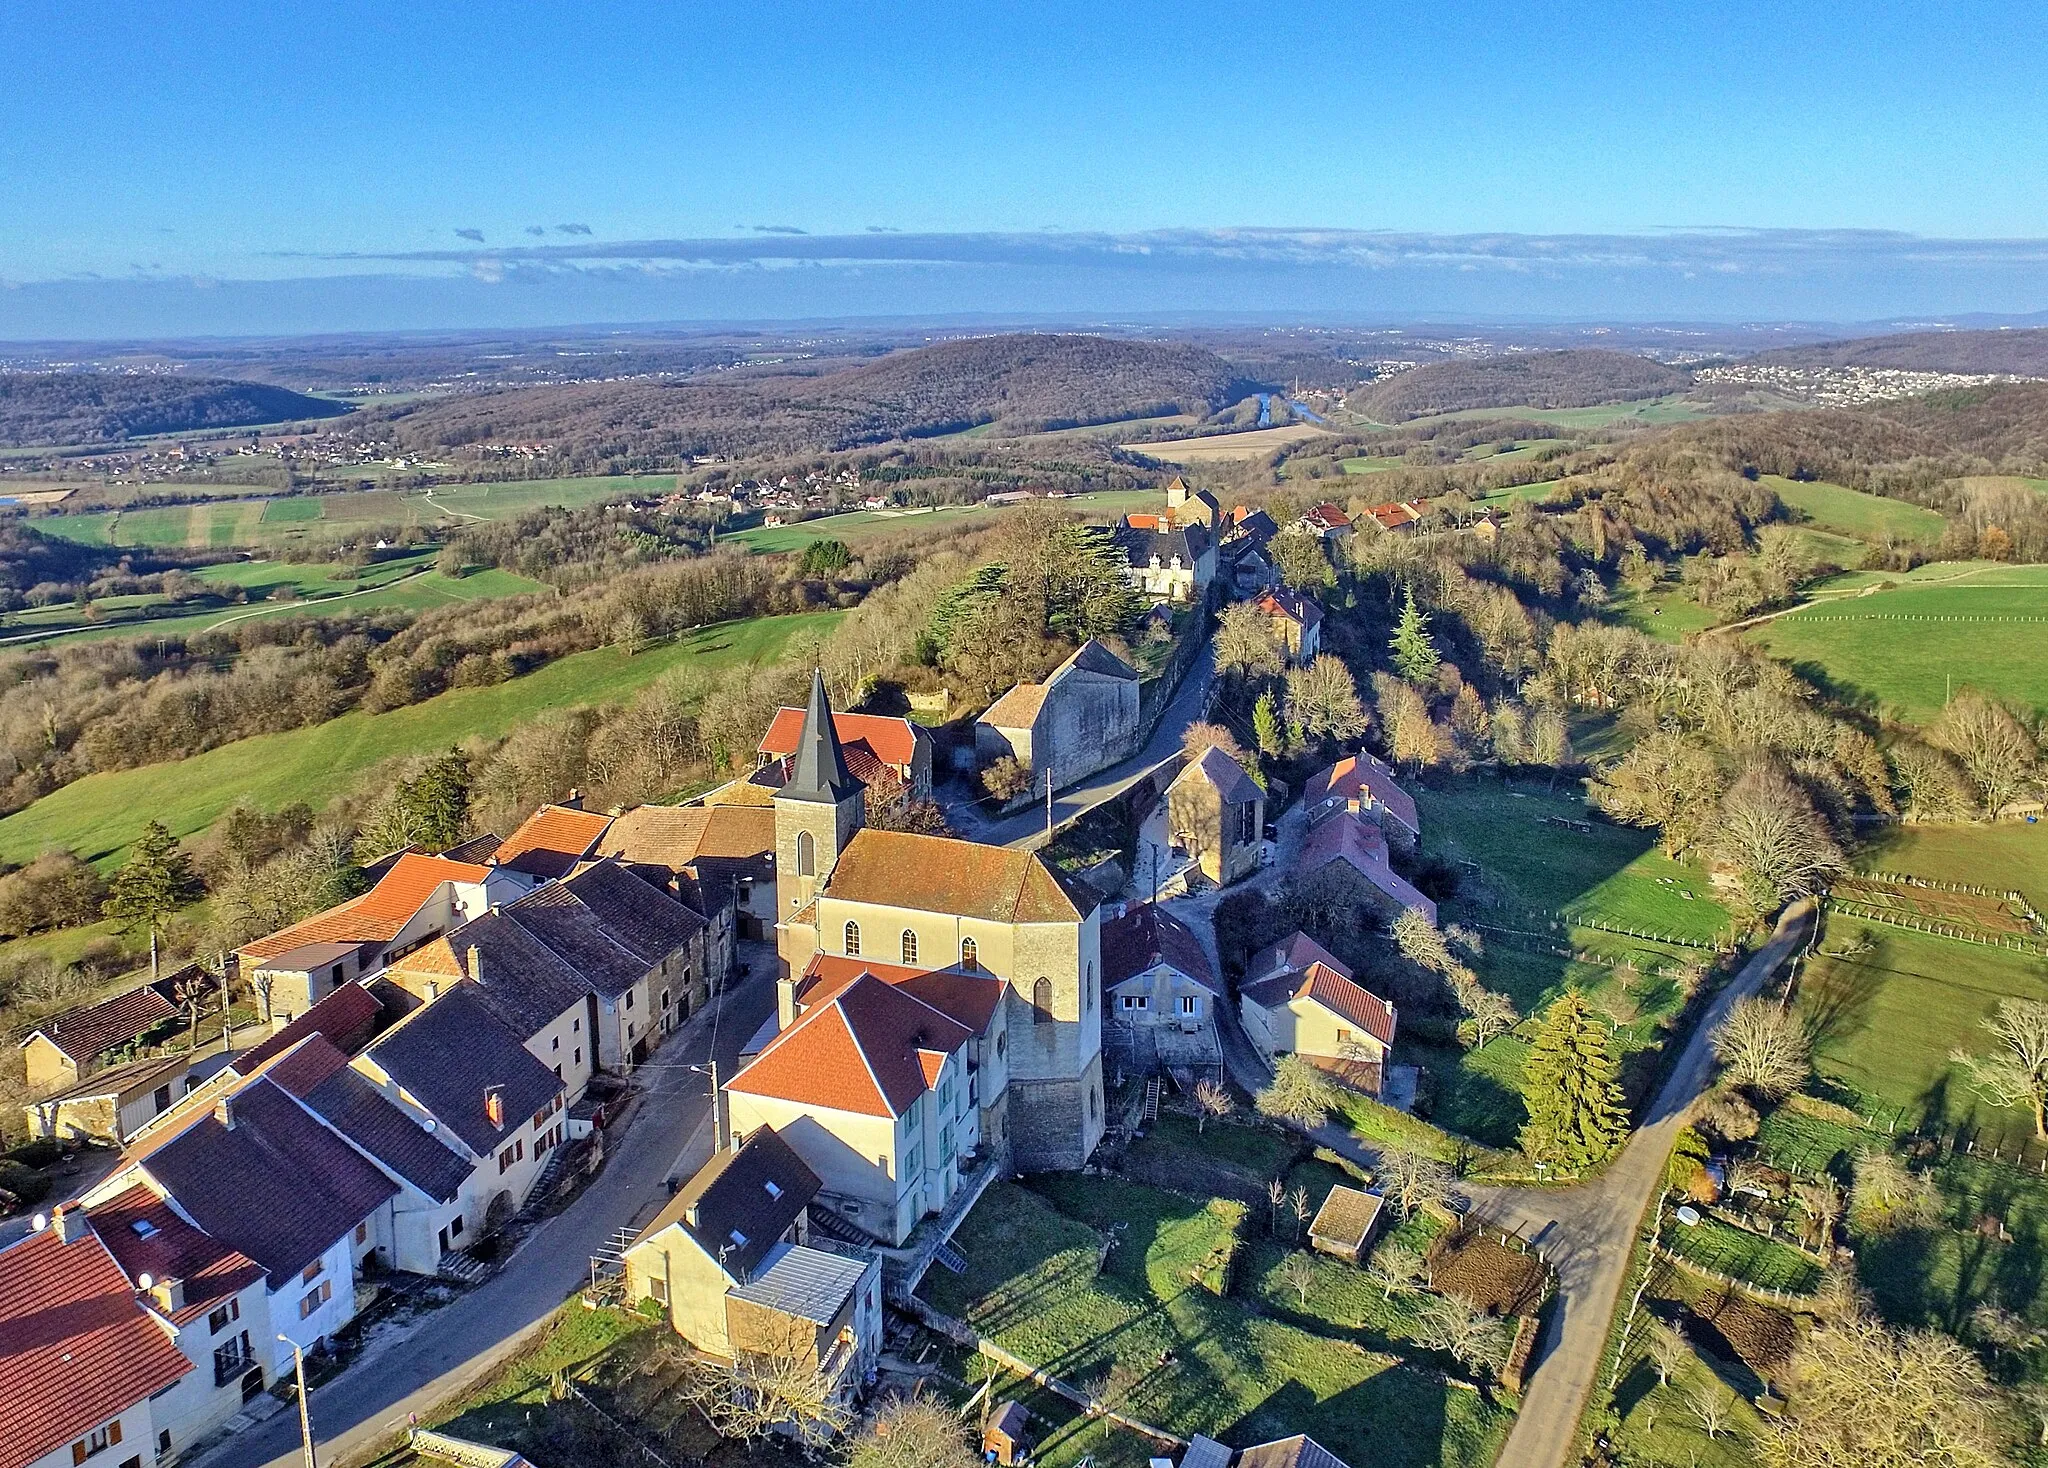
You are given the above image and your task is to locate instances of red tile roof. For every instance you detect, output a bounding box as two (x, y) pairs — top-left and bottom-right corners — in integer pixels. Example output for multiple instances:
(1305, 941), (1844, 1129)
(239, 853), (492, 964)
(87, 1184), (265, 1324)
(0, 1221), (192, 1468)
(24, 986), (178, 1066)
(1253, 588), (1325, 630)
(1302, 503), (1352, 530)
(1241, 961), (1397, 1047)
(727, 974), (971, 1119)
(1363, 499), (1428, 530)
(1302, 751), (1421, 836)
(1101, 903), (1221, 994)
(233, 981), (385, 1073)
(759, 710), (921, 770)
(494, 804), (613, 879)
(797, 954), (1006, 1035)
(600, 804), (775, 866)
(1298, 811), (1437, 923)
(824, 830), (1084, 924)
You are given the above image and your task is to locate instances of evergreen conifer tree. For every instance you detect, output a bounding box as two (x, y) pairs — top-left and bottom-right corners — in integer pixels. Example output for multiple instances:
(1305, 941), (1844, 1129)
(1389, 586), (1441, 683)
(1253, 691), (1285, 757)
(1519, 989), (1628, 1172)
(103, 820), (202, 979)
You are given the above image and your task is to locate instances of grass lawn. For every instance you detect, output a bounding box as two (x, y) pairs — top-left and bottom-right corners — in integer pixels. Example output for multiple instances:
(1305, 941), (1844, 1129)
(1340, 456), (1407, 474)
(1381, 395), (1713, 433)
(922, 1179), (1511, 1468)
(1854, 1150), (2048, 1334)
(1795, 915), (2042, 1145)
(408, 1304), (650, 1451)
(1662, 1215), (1821, 1294)
(723, 490), (1158, 555)
(1606, 583), (1719, 643)
(1607, 1314), (1770, 1468)
(1761, 475), (1945, 544)
(1409, 1037), (1531, 1150)
(1851, 820), (2048, 908)
(1746, 563), (2048, 722)
(0, 610), (838, 868)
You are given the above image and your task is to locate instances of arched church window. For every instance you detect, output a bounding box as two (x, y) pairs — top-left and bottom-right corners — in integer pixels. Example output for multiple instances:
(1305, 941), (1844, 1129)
(844, 921), (861, 957)
(796, 830), (815, 877)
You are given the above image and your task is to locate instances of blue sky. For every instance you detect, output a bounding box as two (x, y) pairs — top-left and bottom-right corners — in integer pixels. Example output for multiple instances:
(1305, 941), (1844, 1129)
(5, 0), (2047, 335)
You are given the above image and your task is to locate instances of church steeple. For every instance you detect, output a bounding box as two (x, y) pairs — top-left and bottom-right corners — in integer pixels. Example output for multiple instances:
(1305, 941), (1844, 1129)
(780, 669), (860, 804)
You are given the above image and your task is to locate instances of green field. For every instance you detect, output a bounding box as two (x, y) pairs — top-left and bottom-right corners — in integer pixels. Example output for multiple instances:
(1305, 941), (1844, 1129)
(1761, 475), (1945, 544)
(1853, 820), (2048, 905)
(1604, 584), (1719, 643)
(1371, 395), (1714, 433)
(34, 475), (675, 550)
(1661, 1214), (1821, 1294)
(722, 489), (1159, 554)
(922, 1177), (1511, 1468)
(1340, 456), (1407, 474)
(1747, 564), (2048, 721)
(0, 610), (837, 868)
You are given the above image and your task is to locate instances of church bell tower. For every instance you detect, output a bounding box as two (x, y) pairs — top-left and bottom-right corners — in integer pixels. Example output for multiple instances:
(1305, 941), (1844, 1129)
(772, 669), (866, 975)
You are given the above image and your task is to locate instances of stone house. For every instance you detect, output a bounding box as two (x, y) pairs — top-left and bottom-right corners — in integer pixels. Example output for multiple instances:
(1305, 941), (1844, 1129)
(603, 802), (776, 945)
(1296, 809), (1436, 925)
(1165, 746), (1267, 887)
(975, 640), (1141, 795)
(24, 1052), (211, 1146)
(1253, 588), (1324, 666)
(1099, 903), (1223, 1073)
(20, 984), (180, 1094)
(1164, 476), (1220, 527)
(1303, 750), (1421, 847)
(1239, 938), (1397, 1096)
(1112, 516), (1216, 603)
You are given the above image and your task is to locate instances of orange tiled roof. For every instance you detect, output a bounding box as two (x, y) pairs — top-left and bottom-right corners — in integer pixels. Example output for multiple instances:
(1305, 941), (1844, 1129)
(495, 804), (613, 879)
(797, 953), (1006, 1034)
(1242, 960), (1397, 1047)
(824, 829), (1083, 923)
(759, 709), (920, 769)
(88, 1184), (265, 1324)
(726, 973), (970, 1119)
(0, 1221), (193, 1468)
(239, 852), (492, 963)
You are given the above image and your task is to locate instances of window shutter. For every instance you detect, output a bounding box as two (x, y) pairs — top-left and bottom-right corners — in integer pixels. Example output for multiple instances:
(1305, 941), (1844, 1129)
(74, 1442), (88, 1466)
(109, 1422), (122, 1446)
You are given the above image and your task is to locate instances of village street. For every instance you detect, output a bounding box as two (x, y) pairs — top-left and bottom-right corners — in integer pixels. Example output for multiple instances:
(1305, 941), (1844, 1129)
(193, 945), (779, 1468)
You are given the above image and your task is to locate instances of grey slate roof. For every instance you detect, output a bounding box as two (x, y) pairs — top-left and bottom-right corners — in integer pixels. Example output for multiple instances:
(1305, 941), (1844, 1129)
(637, 1127), (821, 1280)
(1113, 521), (1212, 572)
(728, 1241), (871, 1320)
(779, 668), (860, 805)
(445, 910), (594, 1039)
(362, 985), (564, 1157)
(141, 1077), (399, 1285)
(298, 1063), (471, 1205)
(501, 861), (703, 1002)
(1232, 1437), (1352, 1468)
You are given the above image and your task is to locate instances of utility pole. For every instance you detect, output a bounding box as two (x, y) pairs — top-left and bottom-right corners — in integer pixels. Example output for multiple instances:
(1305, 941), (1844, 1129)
(278, 1336), (318, 1468)
(1045, 768), (1054, 845)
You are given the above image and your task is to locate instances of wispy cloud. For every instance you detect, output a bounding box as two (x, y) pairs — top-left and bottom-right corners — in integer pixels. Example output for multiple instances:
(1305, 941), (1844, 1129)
(454, 228), (485, 243)
(525, 225), (547, 237)
(555, 223), (592, 235)
(742, 224), (808, 236)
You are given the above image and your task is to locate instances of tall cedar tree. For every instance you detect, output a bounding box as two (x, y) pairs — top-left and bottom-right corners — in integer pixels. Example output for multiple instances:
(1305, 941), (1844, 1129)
(1519, 989), (1629, 1173)
(102, 820), (202, 978)
(381, 749), (474, 853)
(1390, 586), (1442, 683)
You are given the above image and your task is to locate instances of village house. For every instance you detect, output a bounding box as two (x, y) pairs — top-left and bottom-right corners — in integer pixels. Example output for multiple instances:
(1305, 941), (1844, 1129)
(0, 1209), (195, 1468)
(1296, 809), (1437, 925)
(976, 639), (1142, 795)
(1164, 746), (1268, 887)
(623, 1126), (886, 1404)
(1361, 498), (1429, 533)
(758, 709), (934, 804)
(1239, 934), (1398, 1095)
(773, 674), (1105, 1172)
(1302, 750), (1422, 847)
(1296, 503), (1354, 543)
(24, 1052), (221, 1146)
(1099, 903), (1223, 1076)
(1252, 588), (1324, 666)
(237, 853), (531, 1023)
(20, 984), (180, 1094)
(724, 974), (977, 1247)
(1112, 515), (1217, 604)
(1183, 1435), (1355, 1468)
(490, 799), (612, 880)
(602, 802), (776, 945)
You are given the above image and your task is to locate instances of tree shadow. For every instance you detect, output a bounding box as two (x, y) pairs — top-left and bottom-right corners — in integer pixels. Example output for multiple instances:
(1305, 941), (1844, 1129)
(1231, 1374), (1455, 1468)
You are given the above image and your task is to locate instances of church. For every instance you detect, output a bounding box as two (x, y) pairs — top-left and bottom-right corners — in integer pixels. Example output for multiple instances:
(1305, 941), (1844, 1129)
(764, 671), (1107, 1173)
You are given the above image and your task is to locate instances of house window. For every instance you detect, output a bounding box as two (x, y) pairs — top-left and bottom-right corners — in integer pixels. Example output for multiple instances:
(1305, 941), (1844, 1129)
(1033, 977), (1054, 1025)
(626, 990), (635, 1009)
(939, 1124), (954, 1162)
(573, 1018), (580, 1032)
(451, 1216), (464, 1237)
(844, 921), (861, 957)
(1335, 1028), (1352, 1045)
(901, 929), (918, 964)
(74, 1421), (120, 1462)
(575, 1047), (582, 1065)
(499, 1146), (516, 1173)
(661, 988), (671, 1010)
(301, 1259), (324, 1285)
(157, 1431), (171, 1458)
(299, 1279), (332, 1319)
(1181, 995), (1199, 1015)
(1122, 994), (1148, 1011)
(552, 1036), (560, 1052)
(648, 1276), (669, 1304)
(354, 1222), (368, 1245)
(960, 938), (978, 970)
(796, 830), (816, 877)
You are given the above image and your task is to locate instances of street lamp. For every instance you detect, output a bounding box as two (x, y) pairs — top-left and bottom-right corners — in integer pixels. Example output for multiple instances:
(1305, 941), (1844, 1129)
(683, 1061), (725, 1152)
(277, 1336), (317, 1468)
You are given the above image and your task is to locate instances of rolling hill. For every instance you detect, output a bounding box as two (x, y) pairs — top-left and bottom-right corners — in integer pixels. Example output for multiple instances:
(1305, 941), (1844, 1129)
(1350, 349), (1691, 422)
(373, 334), (1256, 461)
(1744, 327), (2048, 377)
(0, 371), (352, 447)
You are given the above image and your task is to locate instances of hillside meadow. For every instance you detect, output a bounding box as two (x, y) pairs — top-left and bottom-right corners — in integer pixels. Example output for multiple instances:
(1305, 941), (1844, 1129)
(1745, 563), (2048, 721)
(1760, 474), (1945, 543)
(0, 610), (837, 869)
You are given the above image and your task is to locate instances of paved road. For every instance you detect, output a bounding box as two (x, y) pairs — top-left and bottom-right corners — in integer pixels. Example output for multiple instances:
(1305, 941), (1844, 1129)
(966, 644), (1216, 849)
(194, 946), (777, 1468)
(1477, 900), (1816, 1468)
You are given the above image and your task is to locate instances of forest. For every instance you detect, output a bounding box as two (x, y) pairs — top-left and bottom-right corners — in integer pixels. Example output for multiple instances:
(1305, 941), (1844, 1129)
(1349, 349), (1693, 422)
(0, 370), (349, 446)
(1748, 325), (2048, 376)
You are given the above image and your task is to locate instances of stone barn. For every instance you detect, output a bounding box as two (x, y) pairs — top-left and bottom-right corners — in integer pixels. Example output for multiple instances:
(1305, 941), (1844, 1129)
(976, 640), (1141, 794)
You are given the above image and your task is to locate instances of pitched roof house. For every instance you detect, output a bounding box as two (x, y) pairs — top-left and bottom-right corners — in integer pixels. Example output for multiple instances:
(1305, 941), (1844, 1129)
(1165, 746), (1267, 887)
(20, 984), (180, 1093)
(975, 639), (1142, 795)
(1297, 811), (1436, 925)
(1100, 903), (1223, 1072)
(758, 709), (933, 802)
(1302, 750), (1421, 841)
(1297, 503), (1353, 540)
(493, 802), (613, 879)
(1251, 588), (1324, 666)
(0, 1212), (193, 1468)
(1241, 958), (1398, 1096)
(1113, 517), (1216, 603)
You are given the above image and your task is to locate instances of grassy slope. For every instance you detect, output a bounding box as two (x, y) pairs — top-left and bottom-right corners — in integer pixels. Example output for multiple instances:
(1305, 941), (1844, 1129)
(1761, 475), (1945, 543)
(1605, 584), (1720, 643)
(722, 489), (1158, 553)
(0, 610), (838, 868)
(1746, 564), (2048, 722)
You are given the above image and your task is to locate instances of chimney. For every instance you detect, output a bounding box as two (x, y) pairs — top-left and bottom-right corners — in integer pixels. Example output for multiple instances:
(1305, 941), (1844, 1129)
(52, 1205), (86, 1244)
(467, 946), (483, 985)
(562, 790), (584, 811)
(485, 1087), (505, 1130)
(776, 973), (797, 1032)
(214, 1096), (235, 1131)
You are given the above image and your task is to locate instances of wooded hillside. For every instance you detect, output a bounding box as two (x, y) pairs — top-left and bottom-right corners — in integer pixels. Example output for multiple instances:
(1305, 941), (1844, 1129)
(1351, 349), (1691, 422)
(371, 334), (1254, 463)
(0, 372), (352, 447)
(1745, 327), (2048, 376)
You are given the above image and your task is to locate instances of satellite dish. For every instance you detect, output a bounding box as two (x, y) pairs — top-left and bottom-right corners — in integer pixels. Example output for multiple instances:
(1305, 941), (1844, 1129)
(30, 1213), (48, 1232)
(138, 1272), (154, 1291)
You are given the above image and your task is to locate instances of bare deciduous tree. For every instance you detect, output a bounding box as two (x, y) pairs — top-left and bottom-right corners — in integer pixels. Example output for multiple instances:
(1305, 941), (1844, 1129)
(1793, 1177), (1842, 1258)
(1648, 1320), (1686, 1387)
(1952, 998), (2048, 1139)
(1589, 729), (1726, 856)
(1289, 1185), (1313, 1241)
(1256, 1055), (1338, 1129)
(1392, 907), (1455, 974)
(1366, 1242), (1425, 1300)
(1413, 1294), (1510, 1378)
(1278, 1250), (1316, 1308)
(1932, 692), (2040, 818)
(664, 1331), (852, 1449)
(1376, 1149), (1455, 1218)
(1689, 1382), (1731, 1441)
(1848, 1149), (1939, 1235)
(1714, 766), (1845, 913)
(1711, 996), (1811, 1100)
(1214, 602), (1285, 682)
(1190, 1078), (1233, 1135)
(1762, 1316), (2007, 1468)
(1284, 655), (1370, 745)
(847, 1392), (981, 1468)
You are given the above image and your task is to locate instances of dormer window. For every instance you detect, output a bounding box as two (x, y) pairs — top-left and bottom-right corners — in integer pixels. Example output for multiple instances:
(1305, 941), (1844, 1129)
(130, 1219), (158, 1239)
